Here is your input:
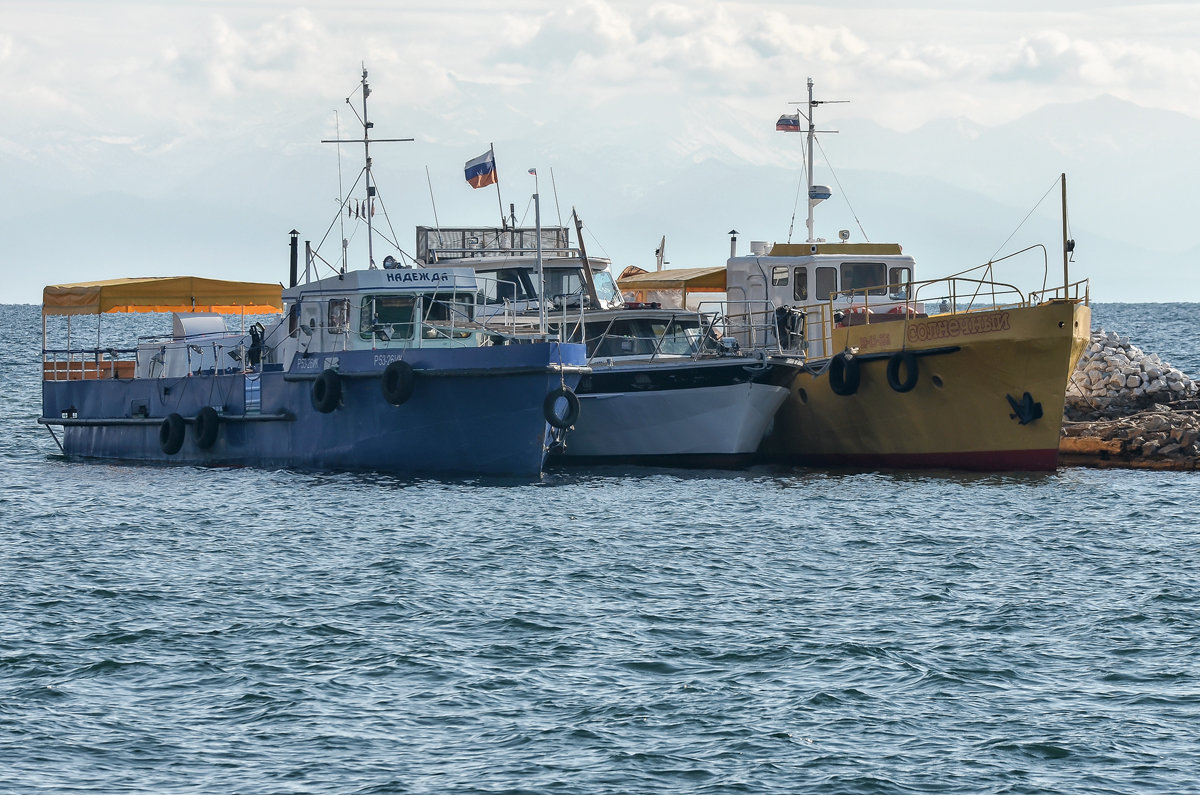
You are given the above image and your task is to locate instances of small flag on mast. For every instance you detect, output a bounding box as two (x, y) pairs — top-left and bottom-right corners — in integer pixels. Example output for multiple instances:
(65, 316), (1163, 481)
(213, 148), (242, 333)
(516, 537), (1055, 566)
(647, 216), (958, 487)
(465, 150), (498, 189)
(776, 113), (801, 132)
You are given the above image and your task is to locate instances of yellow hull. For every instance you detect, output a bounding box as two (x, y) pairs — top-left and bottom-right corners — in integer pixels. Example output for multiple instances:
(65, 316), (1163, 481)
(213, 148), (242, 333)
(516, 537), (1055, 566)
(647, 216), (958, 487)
(762, 300), (1092, 470)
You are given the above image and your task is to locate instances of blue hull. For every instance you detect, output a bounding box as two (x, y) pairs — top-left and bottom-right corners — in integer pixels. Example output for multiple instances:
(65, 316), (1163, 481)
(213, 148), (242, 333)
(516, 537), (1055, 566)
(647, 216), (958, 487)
(42, 343), (586, 477)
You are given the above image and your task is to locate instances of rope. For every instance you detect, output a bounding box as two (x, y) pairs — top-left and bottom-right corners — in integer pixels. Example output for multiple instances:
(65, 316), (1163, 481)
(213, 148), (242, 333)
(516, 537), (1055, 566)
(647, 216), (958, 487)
(988, 176), (1060, 263)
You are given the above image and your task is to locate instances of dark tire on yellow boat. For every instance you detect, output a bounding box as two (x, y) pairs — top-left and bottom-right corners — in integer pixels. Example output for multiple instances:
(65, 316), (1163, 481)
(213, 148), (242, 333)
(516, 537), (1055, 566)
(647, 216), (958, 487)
(312, 369), (342, 413)
(543, 386), (580, 430)
(194, 406), (220, 449)
(886, 351), (919, 393)
(381, 360), (416, 406)
(829, 353), (860, 396)
(159, 412), (185, 455)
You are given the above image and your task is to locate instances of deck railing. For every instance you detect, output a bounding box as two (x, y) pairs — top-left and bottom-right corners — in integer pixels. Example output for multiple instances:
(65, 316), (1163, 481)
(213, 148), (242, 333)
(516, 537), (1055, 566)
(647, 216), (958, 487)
(41, 348), (138, 381)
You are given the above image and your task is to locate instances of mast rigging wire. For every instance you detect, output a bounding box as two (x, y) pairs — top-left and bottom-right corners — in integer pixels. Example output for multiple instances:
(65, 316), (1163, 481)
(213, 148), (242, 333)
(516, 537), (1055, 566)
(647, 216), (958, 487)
(813, 136), (869, 242)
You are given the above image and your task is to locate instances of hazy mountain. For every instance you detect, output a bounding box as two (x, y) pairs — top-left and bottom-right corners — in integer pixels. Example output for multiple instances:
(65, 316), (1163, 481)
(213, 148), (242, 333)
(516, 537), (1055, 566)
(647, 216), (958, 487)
(2, 94), (1193, 303)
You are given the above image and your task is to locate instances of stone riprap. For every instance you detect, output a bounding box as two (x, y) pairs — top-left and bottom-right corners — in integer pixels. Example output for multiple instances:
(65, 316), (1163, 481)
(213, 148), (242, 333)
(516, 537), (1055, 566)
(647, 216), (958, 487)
(1061, 329), (1200, 468)
(1066, 329), (1197, 419)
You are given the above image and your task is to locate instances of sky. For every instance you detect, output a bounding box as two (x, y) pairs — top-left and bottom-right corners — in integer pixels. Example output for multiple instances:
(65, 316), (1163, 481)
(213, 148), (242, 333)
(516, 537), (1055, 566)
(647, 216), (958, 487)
(4, 0), (1200, 302)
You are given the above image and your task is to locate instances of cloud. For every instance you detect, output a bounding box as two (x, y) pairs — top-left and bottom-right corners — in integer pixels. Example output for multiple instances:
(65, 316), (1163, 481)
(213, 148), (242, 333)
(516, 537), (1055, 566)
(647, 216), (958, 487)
(161, 11), (327, 98)
(997, 28), (1200, 97)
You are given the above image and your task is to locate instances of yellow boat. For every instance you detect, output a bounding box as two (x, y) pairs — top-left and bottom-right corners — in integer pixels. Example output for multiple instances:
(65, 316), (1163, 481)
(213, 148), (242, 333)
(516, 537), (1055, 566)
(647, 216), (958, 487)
(724, 246), (1090, 469)
(719, 79), (1091, 471)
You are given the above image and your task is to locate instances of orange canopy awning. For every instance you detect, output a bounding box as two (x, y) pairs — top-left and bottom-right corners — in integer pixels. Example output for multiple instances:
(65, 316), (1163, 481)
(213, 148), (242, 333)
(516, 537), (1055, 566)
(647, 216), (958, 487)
(42, 276), (283, 316)
(616, 266), (726, 292)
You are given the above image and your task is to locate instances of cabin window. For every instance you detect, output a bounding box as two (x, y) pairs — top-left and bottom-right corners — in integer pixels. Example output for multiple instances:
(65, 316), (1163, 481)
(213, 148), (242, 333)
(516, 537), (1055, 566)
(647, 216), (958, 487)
(327, 299), (350, 333)
(793, 267), (808, 301)
(583, 317), (702, 358)
(841, 261), (888, 296)
(421, 293), (474, 339)
(649, 318), (703, 355)
(360, 295), (416, 341)
(888, 266), (912, 298)
(544, 267), (587, 303)
(816, 267), (838, 300)
(771, 266), (789, 286)
(482, 269), (535, 304)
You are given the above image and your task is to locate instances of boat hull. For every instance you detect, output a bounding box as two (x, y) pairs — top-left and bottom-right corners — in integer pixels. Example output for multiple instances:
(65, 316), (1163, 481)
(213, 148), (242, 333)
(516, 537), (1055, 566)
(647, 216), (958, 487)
(558, 359), (791, 466)
(760, 300), (1091, 471)
(42, 343), (586, 477)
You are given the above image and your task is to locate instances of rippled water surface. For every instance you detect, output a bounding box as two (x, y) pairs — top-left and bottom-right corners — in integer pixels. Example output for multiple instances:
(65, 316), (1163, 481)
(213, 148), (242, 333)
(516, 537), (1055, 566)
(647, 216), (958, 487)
(2, 303), (1198, 793)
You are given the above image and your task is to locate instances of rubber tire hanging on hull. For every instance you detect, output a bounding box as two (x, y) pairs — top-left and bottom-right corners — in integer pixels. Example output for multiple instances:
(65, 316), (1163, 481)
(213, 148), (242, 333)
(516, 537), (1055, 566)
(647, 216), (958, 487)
(159, 413), (185, 455)
(381, 360), (416, 406)
(543, 387), (581, 430)
(828, 353), (860, 396)
(312, 369), (342, 413)
(886, 351), (919, 393)
(193, 406), (221, 449)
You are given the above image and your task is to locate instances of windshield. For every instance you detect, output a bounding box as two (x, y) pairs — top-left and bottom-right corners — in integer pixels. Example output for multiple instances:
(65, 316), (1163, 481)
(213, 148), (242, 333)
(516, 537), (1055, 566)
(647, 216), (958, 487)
(360, 295), (415, 341)
(582, 316), (705, 358)
(592, 271), (622, 307)
(544, 267), (586, 302)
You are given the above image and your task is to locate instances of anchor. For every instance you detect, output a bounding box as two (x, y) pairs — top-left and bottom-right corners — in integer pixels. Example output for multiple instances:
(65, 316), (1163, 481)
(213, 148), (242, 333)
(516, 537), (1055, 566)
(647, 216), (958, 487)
(1006, 392), (1043, 425)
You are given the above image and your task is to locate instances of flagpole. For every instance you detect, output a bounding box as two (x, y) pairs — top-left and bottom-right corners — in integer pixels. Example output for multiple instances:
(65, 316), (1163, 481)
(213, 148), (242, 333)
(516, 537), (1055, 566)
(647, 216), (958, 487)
(532, 171), (547, 336)
(490, 142), (506, 229)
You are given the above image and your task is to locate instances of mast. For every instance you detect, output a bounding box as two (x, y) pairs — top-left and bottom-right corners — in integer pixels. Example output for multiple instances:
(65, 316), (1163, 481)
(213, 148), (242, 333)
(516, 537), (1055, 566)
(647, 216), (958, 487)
(1061, 172), (1071, 294)
(806, 77), (816, 244)
(321, 68), (414, 271)
(534, 190), (546, 334)
(791, 78), (843, 245)
(360, 71), (376, 269)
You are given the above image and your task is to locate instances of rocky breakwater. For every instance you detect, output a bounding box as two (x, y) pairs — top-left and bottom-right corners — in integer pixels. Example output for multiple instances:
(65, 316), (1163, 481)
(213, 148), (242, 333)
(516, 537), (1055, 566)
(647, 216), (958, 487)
(1061, 330), (1200, 469)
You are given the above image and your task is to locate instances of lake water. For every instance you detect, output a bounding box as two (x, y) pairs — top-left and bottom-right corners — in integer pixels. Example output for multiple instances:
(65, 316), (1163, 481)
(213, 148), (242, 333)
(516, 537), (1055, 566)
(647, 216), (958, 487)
(2, 303), (1198, 794)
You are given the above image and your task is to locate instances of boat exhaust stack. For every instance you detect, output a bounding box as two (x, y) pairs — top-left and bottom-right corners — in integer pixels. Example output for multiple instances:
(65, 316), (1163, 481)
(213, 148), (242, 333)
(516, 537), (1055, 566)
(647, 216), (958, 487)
(289, 229), (299, 288)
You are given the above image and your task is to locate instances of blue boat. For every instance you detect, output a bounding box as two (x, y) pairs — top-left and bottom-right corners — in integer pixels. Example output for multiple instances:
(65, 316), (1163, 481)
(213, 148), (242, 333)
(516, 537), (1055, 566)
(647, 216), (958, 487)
(38, 71), (587, 477)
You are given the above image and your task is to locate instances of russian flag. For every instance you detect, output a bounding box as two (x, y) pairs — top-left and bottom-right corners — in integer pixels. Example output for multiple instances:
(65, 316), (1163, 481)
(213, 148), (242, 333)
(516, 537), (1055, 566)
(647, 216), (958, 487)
(776, 113), (801, 132)
(465, 150), (498, 189)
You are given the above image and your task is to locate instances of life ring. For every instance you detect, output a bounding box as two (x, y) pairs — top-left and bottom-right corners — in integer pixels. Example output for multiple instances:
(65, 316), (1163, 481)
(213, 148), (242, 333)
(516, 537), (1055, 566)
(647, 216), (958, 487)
(311, 369), (342, 413)
(159, 412), (185, 455)
(381, 360), (416, 405)
(543, 386), (580, 430)
(887, 305), (916, 316)
(193, 406), (221, 449)
(828, 353), (860, 396)
(886, 351), (919, 393)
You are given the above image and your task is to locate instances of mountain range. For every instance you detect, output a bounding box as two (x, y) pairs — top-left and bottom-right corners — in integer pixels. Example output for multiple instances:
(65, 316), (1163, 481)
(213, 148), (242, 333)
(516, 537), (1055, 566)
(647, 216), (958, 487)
(1, 94), (1194, 303)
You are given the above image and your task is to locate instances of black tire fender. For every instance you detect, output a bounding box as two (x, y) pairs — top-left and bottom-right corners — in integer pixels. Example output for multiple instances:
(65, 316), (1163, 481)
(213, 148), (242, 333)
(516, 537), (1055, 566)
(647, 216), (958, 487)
(312, 369), (342, 413)
(381, 360), (416, 406)
(886, 351), (919, 393)
(159, 412), (185, 455)
(543, 386), (581, 430)
(193, 406), (221, 449)
(828, 353), (860, 396)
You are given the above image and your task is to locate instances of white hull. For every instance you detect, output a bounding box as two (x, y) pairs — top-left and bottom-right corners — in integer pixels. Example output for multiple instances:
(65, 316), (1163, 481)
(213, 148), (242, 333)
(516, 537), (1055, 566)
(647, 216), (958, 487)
(562, 382), (789, 460)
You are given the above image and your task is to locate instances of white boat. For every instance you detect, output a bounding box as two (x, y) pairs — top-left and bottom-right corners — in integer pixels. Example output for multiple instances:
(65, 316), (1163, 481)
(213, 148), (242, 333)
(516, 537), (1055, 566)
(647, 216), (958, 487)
(416, 222), (792, 466)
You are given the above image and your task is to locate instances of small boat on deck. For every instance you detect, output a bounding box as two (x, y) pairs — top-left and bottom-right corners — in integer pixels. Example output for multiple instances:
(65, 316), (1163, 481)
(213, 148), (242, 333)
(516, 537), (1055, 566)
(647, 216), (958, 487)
(38, 70), (586, 477)
(417, 223), (792, 466)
